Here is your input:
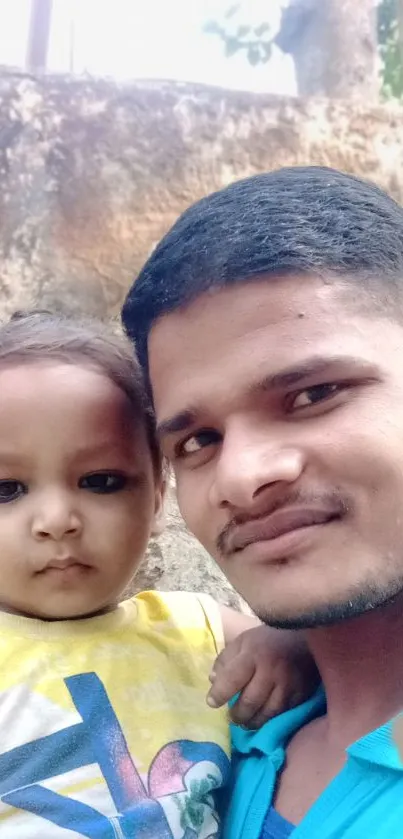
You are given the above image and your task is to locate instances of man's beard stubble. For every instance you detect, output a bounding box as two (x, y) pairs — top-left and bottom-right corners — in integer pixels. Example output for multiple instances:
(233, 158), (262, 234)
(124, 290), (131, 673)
(215, 486), (403, 629)
(254, 574), (403, 630)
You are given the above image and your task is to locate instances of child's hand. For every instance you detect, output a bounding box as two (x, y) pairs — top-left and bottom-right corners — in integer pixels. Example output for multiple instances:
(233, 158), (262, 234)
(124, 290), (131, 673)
(207, 624), (319, 729)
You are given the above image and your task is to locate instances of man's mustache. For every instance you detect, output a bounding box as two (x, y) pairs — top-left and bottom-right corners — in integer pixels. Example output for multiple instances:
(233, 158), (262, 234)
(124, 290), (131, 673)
(216, 489), (351, 557)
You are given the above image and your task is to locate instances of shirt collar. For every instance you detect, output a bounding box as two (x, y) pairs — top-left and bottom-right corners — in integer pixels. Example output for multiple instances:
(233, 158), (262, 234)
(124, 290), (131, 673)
(231, 686), (325, 756)
(231, 687), (403, 770)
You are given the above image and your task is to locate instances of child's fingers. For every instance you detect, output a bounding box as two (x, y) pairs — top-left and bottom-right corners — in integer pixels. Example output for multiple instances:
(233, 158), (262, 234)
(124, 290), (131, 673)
(229, 666), (277, 726)
(239, 680), (313, 730)
(259, 682), (288, 720)
(207, 651), (255, 708)
(237, 696), (286, 730)
(231, 682), (292, 729)
(209, 666), (217, 683)
(238, 703), (275, 731)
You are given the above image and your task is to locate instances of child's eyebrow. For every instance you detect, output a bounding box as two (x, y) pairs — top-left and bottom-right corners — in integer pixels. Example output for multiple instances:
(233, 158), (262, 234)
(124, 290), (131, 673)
(0, 451), (26, 464)
(71, 441), (130, 458)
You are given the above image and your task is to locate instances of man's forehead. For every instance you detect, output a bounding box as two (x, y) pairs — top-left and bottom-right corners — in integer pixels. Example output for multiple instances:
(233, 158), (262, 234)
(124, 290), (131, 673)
(150, 278), (374, 370)
(149, 274), (361, 347)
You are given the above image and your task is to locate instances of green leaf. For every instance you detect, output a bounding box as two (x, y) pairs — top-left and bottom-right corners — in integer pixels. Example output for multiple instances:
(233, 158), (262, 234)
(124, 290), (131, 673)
(261, 42), (272, 62)
(378, 0), (403, 98)
(203, 20), (221, 36)
(225, 4), (240, 20)
(236, 25), (251, 38)
(254, 22), (271, 38)
(225, 37), (241, 57)
(247, 45), (262, 65)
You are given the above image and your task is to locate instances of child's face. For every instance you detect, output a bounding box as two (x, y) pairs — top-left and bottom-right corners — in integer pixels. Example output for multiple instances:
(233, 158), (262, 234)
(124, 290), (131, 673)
(0, 361), (161, 620)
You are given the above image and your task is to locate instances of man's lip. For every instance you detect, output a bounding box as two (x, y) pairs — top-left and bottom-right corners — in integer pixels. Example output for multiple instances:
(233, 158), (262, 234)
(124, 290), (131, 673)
(229, 507), (340, 553)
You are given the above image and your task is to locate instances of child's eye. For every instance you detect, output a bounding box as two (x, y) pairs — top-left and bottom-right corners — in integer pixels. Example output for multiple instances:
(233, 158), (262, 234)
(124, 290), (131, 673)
(0, 480), (26, 503)
(79, 472), (128, 494)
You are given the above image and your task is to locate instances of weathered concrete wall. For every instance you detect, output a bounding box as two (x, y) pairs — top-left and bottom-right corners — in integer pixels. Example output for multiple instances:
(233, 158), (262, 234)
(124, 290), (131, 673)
(1, 68), (403, 320)
(2, 68), (403, 604)
(129, 482), (247, 609)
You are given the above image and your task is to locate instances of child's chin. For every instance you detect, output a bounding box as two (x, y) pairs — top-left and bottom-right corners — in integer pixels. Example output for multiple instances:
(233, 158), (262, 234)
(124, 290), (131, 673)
(42, 603), (112, 621)
(32, 598), (110, 622)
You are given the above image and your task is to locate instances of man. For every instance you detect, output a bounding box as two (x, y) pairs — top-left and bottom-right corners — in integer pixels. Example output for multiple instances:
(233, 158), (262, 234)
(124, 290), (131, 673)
(122, 166), (403, 838)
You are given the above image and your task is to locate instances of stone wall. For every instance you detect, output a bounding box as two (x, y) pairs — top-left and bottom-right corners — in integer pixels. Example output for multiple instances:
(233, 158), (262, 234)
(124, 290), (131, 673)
(130, 482), (247, 609)
(2, 69), (403, 319)
(2, 68), (403, 604)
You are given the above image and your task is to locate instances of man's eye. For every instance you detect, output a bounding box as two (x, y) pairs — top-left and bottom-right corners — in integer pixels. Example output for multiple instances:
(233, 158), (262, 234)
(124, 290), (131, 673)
(180, 430), (221, 456)
(291, 383), (342, 410)
(0, 480), (26, 503)
(80, 472), (128, 494)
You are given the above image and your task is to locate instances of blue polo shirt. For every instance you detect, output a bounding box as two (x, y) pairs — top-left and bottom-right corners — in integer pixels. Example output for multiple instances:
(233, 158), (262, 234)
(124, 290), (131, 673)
(260, 807), (294, 838)
(225, 687), (403, 839)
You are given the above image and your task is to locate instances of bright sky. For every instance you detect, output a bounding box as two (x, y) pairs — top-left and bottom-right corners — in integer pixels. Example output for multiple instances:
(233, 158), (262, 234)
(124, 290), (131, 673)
(0, 0), (296, 94)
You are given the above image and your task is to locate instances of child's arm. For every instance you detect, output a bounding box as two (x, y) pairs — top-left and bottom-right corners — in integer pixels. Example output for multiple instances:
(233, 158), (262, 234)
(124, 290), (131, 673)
(208, 605), (319, 729)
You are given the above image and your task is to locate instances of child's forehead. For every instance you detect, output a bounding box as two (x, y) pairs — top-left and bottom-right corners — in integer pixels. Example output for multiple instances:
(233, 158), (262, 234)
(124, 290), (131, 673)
(0, 361), (149, 461)
(0, 360), (128, 412)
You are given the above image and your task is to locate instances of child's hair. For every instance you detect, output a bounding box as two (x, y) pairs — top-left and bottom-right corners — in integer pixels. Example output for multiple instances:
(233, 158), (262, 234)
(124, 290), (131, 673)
(0, 309), (161, 473)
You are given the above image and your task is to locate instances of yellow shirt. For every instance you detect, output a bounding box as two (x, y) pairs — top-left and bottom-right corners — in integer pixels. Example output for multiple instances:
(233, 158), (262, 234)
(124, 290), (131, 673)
(0, 590), (231, 838)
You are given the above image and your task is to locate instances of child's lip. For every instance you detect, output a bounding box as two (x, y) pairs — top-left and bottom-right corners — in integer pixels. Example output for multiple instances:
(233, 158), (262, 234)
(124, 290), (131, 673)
(47, 558), (81, 569)
(40, 557), (90, 572)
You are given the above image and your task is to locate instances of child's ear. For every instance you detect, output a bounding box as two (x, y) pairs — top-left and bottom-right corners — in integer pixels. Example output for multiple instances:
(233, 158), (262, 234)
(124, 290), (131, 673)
(151, 478), (167, 537)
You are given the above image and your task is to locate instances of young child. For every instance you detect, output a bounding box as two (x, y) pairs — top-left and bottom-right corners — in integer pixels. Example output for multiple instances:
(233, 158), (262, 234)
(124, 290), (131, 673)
(0, 311), (317, 838)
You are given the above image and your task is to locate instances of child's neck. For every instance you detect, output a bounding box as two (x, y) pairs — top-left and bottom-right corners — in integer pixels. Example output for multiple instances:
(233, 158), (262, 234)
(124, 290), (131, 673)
(0, 601), (119, 622)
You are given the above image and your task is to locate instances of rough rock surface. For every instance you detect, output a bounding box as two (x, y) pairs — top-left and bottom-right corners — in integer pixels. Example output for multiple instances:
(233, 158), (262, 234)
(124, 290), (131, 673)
(1, 68), (403, 604)
(127, 483), (249, 609)
(1, 69), (403, 320)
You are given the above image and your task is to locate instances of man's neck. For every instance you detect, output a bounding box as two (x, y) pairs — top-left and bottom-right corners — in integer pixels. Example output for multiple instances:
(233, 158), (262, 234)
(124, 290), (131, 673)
(305, 596), (403, 747)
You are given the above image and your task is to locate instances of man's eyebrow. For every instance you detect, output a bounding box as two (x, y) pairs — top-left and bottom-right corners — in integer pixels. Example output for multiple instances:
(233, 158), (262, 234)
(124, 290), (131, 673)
(157, 410), (196, 439)
(251, 354), (367, 394)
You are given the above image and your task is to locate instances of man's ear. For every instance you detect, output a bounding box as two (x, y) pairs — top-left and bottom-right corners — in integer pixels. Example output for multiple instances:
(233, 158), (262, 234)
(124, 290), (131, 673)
(151, 477), (167, 537)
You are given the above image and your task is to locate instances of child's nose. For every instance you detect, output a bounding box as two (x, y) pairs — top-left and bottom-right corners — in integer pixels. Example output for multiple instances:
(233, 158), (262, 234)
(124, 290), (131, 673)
(32, 495), (82, 541)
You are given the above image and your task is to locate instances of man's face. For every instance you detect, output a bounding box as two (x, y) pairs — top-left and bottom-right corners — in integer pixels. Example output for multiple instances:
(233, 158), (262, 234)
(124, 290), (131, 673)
(149, 275), (403, 628)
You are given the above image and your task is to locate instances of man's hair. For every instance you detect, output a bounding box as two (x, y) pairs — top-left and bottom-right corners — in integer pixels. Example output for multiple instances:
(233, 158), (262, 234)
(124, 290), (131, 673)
(122, 165), (403, 374)
(0, 309), (161, 471)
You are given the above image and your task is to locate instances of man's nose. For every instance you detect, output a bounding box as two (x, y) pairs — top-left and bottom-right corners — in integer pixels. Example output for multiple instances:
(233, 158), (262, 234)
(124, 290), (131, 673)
(31, 492), (83, 541)
(209, 423), (305, 510)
